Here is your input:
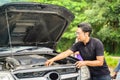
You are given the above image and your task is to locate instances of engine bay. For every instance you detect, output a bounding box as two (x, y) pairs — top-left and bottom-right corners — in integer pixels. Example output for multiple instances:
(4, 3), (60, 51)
(0, 53), (77, 71)
(0, 55), (48, 70)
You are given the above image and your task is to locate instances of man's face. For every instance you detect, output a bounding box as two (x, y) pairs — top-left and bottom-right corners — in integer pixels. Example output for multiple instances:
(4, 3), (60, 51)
(76, 28), (88, 42)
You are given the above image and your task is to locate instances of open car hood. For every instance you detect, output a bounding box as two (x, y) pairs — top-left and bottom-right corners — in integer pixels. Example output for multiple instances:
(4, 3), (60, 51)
(0, 2), (74, 48)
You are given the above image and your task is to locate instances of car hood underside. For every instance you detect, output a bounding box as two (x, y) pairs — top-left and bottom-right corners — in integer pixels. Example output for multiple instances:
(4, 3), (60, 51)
(0, 2), (74, 48)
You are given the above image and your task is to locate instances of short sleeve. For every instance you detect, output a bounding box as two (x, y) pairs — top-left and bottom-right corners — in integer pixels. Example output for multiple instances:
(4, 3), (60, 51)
(95, 39), (104, 56)
(70, 43), (78, 52)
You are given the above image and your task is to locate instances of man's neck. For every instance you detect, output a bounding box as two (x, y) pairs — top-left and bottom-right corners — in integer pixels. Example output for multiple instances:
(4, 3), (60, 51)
(83, 37), (90, 45)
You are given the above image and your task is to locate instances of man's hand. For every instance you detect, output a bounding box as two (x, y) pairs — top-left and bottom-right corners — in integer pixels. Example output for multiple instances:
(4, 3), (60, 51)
(112, 72), (117, 79)
(75, 61), (86, 68)
(45, 59), (54, 66)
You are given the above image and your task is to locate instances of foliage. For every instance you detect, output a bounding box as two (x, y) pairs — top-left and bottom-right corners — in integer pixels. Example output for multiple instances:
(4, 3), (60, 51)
(96, 1), (120, 54)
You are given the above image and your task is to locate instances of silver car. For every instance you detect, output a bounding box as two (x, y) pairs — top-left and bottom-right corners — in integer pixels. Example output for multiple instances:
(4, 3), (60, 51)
(0, 1), (90, 80)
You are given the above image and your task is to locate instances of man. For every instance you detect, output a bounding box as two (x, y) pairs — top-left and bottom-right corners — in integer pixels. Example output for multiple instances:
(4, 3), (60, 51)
(45, 22), (111, 80)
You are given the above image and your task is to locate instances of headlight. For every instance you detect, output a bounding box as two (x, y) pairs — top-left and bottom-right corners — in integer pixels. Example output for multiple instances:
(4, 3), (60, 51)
(80, 66), (90, 80)
(0, 71), (14, 80)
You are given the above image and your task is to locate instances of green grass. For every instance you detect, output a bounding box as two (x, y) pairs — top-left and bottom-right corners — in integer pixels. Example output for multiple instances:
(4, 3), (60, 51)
(105, 52), (119, 68)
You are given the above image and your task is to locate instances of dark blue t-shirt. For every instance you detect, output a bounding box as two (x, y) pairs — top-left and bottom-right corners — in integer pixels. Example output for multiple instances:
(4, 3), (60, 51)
(70, 37), (110, 76)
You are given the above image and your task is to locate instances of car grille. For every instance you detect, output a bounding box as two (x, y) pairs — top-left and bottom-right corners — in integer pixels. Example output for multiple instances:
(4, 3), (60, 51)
(14, 67), (78, 79)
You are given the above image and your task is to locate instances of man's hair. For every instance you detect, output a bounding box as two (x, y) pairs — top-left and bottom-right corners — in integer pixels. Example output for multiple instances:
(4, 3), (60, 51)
(78, 22), (92, 35)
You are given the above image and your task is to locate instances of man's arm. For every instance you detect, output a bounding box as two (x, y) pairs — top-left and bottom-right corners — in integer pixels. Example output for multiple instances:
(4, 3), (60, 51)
(112, 61), (120, 79)
(85, 56), (104, 66)
(75, 56), (104, 68)
(45, 49), (74, 66)
(114, 61), (120, 72)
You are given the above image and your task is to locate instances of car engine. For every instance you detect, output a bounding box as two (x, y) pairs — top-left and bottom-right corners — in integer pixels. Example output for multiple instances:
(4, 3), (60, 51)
(0, 55), (47, 70)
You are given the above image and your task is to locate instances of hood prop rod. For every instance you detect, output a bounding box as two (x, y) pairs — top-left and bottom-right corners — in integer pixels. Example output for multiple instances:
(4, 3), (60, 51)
(5, 9), (13, 56)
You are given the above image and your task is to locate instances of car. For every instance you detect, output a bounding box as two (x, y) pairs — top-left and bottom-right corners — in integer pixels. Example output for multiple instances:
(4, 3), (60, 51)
(0, 1), (90, 80)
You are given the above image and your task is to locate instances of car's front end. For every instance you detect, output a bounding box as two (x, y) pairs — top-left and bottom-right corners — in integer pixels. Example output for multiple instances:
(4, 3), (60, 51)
(0, 2), (90, 80)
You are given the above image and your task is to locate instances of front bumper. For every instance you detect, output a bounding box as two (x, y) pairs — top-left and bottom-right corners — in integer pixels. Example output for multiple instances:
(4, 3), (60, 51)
(0, 65), (90, 80)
